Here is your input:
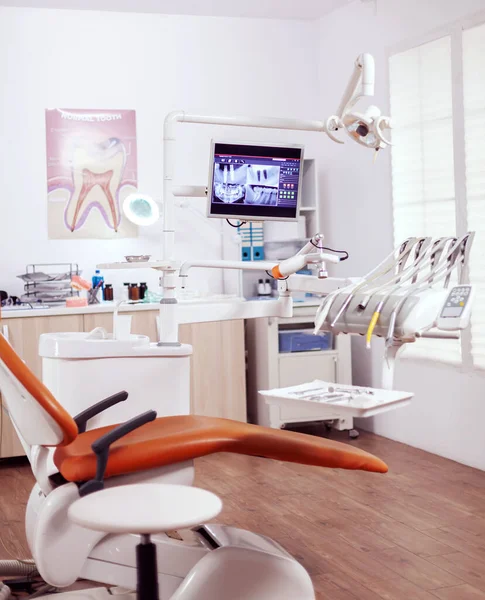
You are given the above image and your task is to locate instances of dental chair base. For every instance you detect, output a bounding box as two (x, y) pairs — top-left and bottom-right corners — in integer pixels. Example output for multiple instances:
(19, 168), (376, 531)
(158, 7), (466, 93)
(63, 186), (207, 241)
(62, 482), (314, 600)
(27, 471), (315, 599)
(34, 544), (314, 600)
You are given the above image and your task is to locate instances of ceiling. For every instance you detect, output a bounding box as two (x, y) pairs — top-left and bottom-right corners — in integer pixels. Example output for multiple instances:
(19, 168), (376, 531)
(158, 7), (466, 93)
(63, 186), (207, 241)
(0, 0), (355, 20)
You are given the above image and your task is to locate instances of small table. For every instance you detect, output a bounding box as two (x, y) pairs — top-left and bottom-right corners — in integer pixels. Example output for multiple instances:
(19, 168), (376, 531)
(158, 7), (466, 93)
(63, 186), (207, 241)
(69, 483), (223, 600)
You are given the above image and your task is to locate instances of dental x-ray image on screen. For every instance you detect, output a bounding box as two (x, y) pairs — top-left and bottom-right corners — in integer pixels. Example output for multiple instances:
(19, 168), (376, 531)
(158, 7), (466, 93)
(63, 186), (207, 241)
(213, 163), (248, 204)
(246, 165), (279, 206)
(208, 141), (303, 222)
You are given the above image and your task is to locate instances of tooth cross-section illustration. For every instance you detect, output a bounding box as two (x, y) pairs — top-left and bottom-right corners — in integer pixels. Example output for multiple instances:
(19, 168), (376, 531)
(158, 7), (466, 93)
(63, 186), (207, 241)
(65, 138), (126, 232)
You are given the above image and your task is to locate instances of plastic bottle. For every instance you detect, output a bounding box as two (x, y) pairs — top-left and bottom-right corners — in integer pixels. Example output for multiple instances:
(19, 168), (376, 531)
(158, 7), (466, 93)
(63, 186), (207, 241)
(103, 284), (114, 302)
(92, 269), (104, 290)
(257, 279), (265, 296)
(264, 279), (272, 295)
(121, 283), (130, 302)
(139, 282), (147, 300)
(131, 284), (140, 301)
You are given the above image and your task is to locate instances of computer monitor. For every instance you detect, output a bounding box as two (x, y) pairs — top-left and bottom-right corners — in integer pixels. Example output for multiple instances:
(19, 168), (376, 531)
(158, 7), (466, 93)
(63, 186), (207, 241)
(207, 141), (304, 222)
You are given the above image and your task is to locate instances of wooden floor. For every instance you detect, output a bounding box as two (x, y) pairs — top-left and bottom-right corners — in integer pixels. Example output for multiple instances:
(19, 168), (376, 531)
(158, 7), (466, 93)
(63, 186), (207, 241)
(2, 431), (485, 599)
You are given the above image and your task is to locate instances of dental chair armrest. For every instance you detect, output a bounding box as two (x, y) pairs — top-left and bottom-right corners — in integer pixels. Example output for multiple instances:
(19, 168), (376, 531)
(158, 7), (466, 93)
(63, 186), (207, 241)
(79, 410), (157, 497)
(74, 391), (129, 433)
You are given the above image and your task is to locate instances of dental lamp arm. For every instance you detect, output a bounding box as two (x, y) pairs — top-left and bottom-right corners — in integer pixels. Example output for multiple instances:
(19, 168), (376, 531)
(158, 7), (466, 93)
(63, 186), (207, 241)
(337, 53), (375, 118)
(331, 53), (392, 149)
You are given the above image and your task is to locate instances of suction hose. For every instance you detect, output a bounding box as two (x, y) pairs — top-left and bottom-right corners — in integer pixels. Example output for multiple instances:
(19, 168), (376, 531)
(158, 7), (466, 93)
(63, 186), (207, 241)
(0, 559), (37, 577)
(0, 560), (38, 600)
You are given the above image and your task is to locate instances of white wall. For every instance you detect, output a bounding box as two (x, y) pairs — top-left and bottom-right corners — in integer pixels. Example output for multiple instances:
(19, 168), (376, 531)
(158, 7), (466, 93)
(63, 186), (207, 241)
(0, 7), (323, 298)
(317, 0), (485, 469)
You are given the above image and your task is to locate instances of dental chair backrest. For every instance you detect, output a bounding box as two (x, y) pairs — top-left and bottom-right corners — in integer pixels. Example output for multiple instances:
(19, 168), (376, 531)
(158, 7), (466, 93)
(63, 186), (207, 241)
(0, 333), (78, 449)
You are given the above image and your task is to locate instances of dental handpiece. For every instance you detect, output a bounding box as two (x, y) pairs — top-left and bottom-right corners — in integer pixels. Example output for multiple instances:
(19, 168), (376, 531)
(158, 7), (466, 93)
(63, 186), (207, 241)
(365, 237), (457, 346)
(314, 282), (356, 334)
(364, 239), (451, 319)
(358, 237), (433, 310)
(358, 238), (422, 309)
(327, 238), (421, 331)
(384, 235), (472, 346)
(361, 236), (450, 312)
(384, 261), (458, 346)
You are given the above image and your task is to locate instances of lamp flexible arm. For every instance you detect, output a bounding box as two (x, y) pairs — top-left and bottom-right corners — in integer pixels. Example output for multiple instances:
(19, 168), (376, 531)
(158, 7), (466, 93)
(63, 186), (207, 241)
(337, 53), (375, 118)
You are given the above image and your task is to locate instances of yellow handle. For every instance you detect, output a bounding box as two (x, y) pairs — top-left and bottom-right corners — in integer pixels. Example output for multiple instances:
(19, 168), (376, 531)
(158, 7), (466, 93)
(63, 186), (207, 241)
(366, 312), (380, 348)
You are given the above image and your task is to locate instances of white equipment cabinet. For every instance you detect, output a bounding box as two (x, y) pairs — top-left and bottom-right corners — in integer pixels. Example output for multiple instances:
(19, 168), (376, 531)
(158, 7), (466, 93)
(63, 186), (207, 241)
(246, 302), (352, 431)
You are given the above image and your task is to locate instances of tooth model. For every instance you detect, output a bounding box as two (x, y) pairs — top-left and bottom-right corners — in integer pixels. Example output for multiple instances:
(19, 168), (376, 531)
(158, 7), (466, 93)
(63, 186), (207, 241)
(65, 138), (126, 232)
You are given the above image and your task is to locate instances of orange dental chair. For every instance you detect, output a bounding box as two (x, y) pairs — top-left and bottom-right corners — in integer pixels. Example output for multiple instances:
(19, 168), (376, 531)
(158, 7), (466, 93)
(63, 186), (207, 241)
(0, 333), (387, 599)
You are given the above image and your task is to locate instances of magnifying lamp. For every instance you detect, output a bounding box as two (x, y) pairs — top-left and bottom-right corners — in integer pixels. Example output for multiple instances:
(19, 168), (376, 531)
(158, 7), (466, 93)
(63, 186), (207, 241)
(123, 193), (160, 226)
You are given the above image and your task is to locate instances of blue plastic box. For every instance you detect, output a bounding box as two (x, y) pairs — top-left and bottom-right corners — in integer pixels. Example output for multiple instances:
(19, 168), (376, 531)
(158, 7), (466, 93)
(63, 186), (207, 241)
(278, 330), (332, 353)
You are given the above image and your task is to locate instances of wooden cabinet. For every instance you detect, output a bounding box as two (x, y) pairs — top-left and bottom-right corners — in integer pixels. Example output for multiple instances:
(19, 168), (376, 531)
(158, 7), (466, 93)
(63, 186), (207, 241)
(0, 312), (246, 459)
(4, 315), (84, 377)
(180, 320), (246, 422)
(0, 315), (84, 458)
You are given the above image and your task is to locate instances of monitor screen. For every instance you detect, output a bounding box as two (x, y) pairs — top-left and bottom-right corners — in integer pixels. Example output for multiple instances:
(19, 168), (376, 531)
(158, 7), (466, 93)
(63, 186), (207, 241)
(207, 141), (304, 221)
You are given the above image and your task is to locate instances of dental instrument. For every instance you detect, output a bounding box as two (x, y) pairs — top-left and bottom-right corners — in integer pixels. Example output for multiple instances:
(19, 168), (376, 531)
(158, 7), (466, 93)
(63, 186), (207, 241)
(269, 234), (342, 280)
(382, 234), (474, 347)
(317, 237), (420, 334)
(363, 237), (457, 346)
(261, 380), (414, 419)
(313, 233), (475, 388)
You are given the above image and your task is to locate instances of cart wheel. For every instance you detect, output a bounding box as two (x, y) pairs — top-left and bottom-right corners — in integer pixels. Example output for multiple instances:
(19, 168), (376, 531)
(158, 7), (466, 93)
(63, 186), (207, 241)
(348, 429), (360, 439)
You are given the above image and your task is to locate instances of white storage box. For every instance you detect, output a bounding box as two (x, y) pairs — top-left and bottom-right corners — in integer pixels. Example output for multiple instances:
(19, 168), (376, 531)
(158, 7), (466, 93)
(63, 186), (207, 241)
(40, 331), (192, 429)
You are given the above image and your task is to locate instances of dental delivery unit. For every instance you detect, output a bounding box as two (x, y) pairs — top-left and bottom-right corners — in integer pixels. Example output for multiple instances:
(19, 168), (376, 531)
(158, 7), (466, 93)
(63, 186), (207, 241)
(0, 54), (475, 600)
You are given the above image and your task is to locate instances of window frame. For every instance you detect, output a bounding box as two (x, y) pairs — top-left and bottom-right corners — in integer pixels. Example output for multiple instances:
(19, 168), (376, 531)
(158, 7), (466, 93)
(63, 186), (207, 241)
(387, 10), (485, 373)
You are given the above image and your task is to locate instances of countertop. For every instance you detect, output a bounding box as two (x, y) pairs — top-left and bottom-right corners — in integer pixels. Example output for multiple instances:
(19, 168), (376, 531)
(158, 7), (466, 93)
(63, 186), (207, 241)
(0, 296), (321, 323)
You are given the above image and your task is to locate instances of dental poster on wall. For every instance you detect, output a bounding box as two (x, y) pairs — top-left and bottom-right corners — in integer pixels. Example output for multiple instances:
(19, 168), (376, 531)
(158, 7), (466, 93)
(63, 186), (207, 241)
(45, 108), (138, 239)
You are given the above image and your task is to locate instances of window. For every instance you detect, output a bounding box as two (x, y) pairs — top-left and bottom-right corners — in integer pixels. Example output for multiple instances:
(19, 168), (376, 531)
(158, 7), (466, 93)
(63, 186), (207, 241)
(389, 35), (460, 364)
(389, 18), (485, 368)
(390, 37), (455, 242)
(463, 23), (485, 368)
